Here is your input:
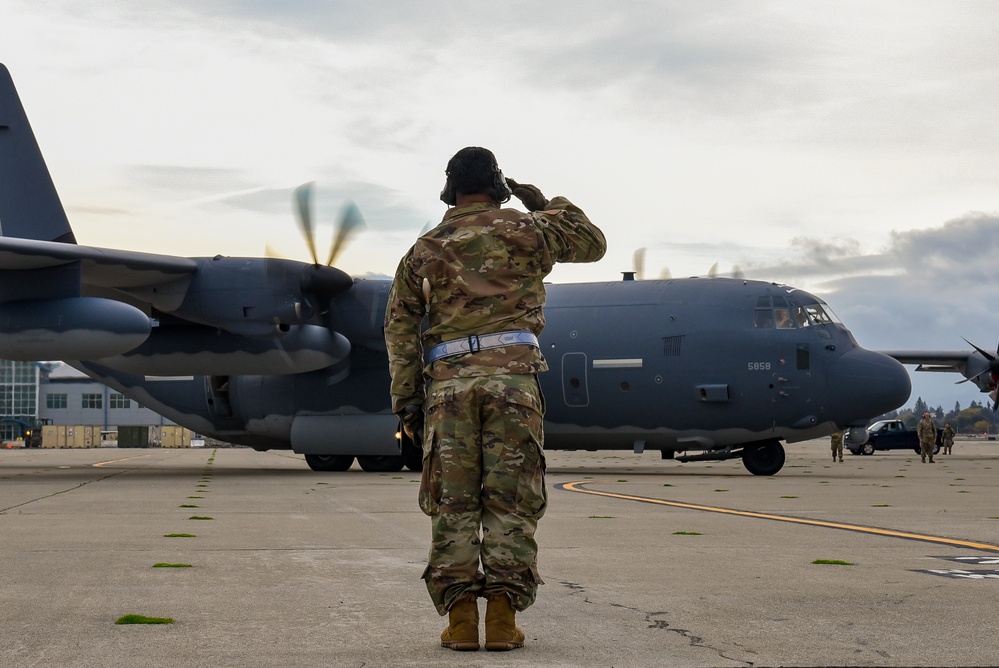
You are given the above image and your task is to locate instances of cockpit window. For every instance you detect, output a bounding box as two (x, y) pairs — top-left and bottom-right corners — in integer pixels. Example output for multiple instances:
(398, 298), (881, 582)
(755, 296), (797, 329)
(790, 300), (841, 326)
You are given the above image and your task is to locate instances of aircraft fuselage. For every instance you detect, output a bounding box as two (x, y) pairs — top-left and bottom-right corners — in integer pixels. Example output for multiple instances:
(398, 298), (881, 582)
(76, 276), (910, 475)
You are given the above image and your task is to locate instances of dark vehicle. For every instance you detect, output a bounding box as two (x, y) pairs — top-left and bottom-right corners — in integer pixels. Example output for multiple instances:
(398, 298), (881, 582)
(846, 419), (941, 455)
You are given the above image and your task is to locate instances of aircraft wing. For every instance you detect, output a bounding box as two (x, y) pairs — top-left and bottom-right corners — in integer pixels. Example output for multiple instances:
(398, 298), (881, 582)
(882, 349), (996, 393)
(880, 350), (973, 373)
(0, 237), (197, 289)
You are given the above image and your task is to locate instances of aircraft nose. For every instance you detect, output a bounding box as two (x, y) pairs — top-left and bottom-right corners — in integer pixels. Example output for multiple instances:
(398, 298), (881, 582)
(828, 348), (911, 420)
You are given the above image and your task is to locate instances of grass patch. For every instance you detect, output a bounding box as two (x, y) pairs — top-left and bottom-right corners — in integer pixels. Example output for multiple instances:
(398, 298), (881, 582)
(813, 559), (853, 566)
(179, 504), (198, 508)
(153, 563), (192, 568)
(617, 479), (628, 482)
(588, 515), (614, 519)
(188, 516), (213, 520)
(164, 533), (196, 538)
(714, 489), (728, 492)
(673, 531), (701, 535)
(871, 504), (892, 507)
(662, 483), (673, 487)
(186, 496), (203, 499)
(780, 495), (798, 499)
(116, 614), (174, 625)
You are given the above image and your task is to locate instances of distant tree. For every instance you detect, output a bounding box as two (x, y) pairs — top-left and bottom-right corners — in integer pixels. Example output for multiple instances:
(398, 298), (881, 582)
(934, 406), (944, 420)
(957, 407), (986, 434)
(954, 401), (961, 415)
(974, 420), (991, 434)
(913, 397), (929, 415)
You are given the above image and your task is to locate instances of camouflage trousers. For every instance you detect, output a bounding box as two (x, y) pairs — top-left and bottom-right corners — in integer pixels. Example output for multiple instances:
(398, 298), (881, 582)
(920, 438), (935, 460)
(418, 374), (547, 616)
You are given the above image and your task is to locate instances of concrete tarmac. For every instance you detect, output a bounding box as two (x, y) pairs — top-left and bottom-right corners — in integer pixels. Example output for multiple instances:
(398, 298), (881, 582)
(2, 440), (998, 667)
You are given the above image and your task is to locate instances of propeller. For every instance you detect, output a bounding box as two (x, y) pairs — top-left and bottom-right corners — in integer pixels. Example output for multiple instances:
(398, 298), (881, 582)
(957, 338), (999, 411)
(292, 183), (366, 268)
(624, 248), (670, 281)
(263, 183), (362, 330)
(707, 262), (744, 279)
(633, 248), (646, 281)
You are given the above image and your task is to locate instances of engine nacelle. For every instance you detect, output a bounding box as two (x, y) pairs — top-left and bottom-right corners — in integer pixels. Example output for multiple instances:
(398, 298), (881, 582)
(94, 323), (350, 375)
(0, 297), (150, 360)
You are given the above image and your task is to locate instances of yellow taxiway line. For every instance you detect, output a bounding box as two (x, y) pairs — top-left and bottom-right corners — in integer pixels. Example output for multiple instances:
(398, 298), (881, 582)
(558, 480), (999, 553)
(92, 454), (155, 468)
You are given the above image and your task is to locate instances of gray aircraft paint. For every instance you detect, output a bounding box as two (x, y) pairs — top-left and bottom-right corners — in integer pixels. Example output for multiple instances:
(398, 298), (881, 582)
(1, 62), (983, 475)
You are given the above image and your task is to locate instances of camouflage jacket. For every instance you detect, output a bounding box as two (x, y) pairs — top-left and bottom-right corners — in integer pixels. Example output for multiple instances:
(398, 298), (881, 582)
(917, 417), (937, 441)
(384, 196), (606, 413)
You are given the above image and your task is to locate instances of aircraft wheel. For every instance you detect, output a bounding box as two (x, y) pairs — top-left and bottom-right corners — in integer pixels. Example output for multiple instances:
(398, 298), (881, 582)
(741, 440), (785, 476)
(861, 442), (875, 456)
(304, 454), (354, 472)
(357, 455), (406, 473)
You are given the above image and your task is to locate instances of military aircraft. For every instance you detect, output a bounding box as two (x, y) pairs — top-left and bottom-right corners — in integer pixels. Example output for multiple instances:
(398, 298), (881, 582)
(0, 64), (913, 475)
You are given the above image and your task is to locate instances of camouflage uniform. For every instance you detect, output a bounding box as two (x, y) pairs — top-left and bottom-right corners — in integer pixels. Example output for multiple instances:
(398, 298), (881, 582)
(917, 414), (937, 463)
(941, 424), (955, 455)
(830, 431), (843, 462)
(384, 197), (605, 615)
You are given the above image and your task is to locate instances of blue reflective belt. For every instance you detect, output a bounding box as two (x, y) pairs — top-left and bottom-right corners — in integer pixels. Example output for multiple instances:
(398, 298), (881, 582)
(425, 330), (539, 365)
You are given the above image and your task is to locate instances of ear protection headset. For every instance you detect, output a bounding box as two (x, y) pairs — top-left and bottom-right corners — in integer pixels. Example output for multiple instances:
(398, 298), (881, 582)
(440, 148), (511, 205)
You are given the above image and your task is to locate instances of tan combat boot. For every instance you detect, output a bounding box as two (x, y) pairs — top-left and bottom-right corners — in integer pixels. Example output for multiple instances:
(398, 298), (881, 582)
(440, 593), (479, 651)
(484, 593), (525, 651)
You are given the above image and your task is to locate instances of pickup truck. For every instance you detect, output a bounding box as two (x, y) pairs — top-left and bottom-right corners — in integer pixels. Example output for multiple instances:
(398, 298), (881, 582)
(845, 419), (941, 456)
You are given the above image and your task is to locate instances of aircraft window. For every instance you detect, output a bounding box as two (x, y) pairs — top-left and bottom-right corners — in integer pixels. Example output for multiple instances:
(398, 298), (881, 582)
(818, 301), (842, 324)
(755, 308), (774, 329)
(772, 296), (789, 308)
(774, 308), (795, 329)
(802, 304), (834, 325)
(791, 306), (810, 327)
(756, 297), (772, 308)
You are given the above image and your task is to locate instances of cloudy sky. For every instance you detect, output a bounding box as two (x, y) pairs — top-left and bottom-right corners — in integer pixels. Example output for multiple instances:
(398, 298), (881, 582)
(3, 1), (999, 411)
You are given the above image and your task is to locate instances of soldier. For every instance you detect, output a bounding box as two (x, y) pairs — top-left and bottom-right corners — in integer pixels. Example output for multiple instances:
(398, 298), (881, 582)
(384, 147), (606, 652)
(917, 411), (937, 463)
(830, 430), (844, 462)
(941, 422), (955, 455)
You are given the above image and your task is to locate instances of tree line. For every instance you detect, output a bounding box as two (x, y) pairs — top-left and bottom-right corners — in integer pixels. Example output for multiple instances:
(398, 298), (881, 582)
(880, 398), (996, 435)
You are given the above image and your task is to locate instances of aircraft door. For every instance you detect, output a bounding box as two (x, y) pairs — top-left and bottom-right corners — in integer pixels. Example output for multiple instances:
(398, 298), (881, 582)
(561, 352), (589, 407)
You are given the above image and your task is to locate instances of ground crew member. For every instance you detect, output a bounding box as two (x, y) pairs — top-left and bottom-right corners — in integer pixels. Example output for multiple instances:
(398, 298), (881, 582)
(384, 147), (606, 652)
(917, 412), (937, 463)
(830, 431), (844, 462)
(941, 422), (955, 455)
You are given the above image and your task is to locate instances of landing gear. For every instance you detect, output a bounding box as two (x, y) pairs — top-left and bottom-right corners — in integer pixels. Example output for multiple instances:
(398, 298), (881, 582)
(356, 455), (406, 473)
(741, 440), (785, 476)
(304, 454), (355, 472)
